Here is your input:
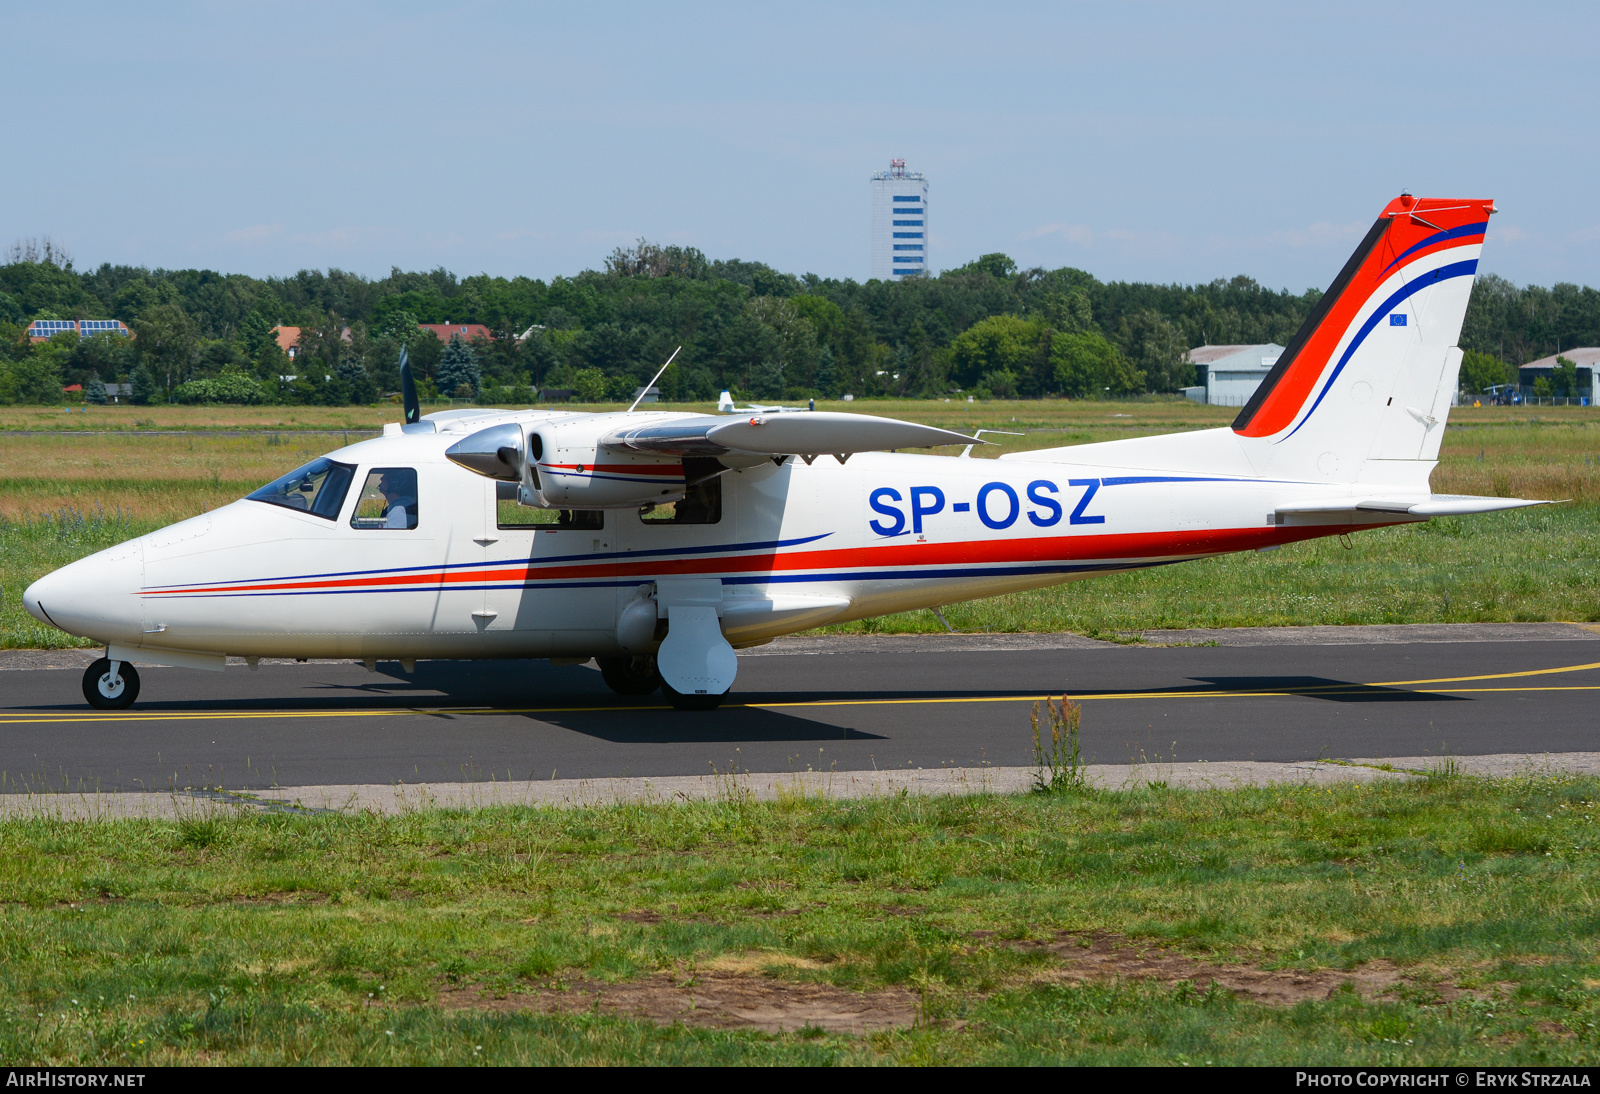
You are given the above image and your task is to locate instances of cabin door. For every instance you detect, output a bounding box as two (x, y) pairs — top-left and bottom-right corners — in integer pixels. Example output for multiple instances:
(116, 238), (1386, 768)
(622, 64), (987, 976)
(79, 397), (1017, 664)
(430, 478), (497, 639)
(479, 483), (618, 654)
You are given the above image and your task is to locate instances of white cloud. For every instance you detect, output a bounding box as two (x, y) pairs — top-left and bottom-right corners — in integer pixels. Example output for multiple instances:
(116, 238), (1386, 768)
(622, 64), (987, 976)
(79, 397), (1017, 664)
(222, 223), (283, 244)
(1256, 220), (1367, 249)
(1020, 222), (1096, 246)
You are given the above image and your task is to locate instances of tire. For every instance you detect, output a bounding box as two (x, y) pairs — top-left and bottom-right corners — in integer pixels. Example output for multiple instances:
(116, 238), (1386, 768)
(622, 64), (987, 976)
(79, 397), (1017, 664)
(597, 654), (662, 696)
(661, 680), (727, 711)
(82, 657), (140, 710)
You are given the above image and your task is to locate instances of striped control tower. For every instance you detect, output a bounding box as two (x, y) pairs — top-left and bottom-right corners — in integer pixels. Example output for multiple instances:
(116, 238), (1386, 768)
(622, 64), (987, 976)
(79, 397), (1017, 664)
(871, 159), (928, 280)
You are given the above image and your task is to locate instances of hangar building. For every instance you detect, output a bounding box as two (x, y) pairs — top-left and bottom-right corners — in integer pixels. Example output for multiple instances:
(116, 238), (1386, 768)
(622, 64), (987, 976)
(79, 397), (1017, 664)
(1180, 343), (1285, 407)
(1519, 348), (1599, 405)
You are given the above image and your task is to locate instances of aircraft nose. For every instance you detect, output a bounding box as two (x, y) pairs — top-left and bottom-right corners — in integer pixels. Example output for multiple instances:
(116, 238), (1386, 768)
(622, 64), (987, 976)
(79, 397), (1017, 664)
(23, 541), (145, 643)
(21, 576), (52, 625)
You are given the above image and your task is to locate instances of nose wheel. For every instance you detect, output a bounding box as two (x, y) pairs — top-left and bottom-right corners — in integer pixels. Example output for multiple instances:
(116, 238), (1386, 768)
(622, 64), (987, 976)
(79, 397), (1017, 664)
(83, 657), (140, 710)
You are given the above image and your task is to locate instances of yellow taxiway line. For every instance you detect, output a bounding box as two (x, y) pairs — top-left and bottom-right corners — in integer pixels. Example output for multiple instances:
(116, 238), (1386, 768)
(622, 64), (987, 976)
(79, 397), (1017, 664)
(2, 660), (1598, 726)
(1374, 660), (1600, 687)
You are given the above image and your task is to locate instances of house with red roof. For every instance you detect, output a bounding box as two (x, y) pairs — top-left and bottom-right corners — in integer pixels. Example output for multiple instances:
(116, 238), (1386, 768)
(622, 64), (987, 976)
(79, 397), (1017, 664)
(272, 326), (351, 359)
(420, 323), (494, 343)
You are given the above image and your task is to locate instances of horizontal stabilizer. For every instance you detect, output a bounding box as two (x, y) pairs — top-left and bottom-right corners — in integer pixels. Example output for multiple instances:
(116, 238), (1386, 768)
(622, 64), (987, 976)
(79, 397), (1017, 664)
(1275, 494), (1551, 518)
(1405, 494), (1554, 516)
(605, 412), (976, 458)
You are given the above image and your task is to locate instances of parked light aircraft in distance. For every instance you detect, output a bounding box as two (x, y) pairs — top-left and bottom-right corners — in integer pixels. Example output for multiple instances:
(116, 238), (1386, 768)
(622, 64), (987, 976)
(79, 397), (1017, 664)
(25, 194), (1547, 711)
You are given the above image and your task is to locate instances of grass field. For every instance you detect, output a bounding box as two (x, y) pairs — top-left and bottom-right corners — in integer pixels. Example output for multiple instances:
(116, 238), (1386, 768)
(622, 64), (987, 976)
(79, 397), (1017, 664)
(0, 773), (1597, 1065)
(2, 401), (1596, 648)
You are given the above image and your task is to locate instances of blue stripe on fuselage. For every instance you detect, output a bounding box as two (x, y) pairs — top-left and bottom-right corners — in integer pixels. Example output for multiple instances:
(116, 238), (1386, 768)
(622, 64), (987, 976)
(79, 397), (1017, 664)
(140, 532), (836, 591)
(140, 558), (1194, 598)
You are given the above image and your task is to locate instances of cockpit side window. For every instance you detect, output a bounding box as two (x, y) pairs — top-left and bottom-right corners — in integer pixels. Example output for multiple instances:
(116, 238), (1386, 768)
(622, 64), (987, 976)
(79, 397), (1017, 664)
(247, 458), (356, 521)
(350, 468), (420, 530)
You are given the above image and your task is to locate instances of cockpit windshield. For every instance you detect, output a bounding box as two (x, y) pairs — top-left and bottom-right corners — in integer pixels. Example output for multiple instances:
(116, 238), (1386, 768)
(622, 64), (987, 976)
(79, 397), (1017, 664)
(246, 458), (356, 520)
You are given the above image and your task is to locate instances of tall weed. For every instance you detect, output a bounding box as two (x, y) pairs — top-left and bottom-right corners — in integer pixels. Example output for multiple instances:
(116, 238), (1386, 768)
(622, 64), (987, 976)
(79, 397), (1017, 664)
(1031, 694), (1087, 794)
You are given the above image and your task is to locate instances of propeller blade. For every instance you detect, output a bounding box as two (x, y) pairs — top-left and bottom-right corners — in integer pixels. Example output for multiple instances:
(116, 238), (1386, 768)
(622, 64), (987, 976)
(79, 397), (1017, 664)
(399, 346), (420, 425)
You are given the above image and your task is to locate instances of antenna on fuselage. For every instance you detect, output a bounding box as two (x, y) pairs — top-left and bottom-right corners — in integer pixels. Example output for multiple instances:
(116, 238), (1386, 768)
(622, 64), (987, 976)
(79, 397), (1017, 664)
(399, 346), (420, 425)
(627, 346), (681, 413)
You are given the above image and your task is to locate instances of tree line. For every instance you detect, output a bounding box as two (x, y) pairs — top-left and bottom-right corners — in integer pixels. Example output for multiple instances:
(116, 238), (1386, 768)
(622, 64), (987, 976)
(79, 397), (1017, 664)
(0, 236), (1594, 406)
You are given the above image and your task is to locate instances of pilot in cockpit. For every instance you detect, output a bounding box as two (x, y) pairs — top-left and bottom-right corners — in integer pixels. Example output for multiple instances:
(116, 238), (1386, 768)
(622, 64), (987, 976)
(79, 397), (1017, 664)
(377, 471), (418, 529)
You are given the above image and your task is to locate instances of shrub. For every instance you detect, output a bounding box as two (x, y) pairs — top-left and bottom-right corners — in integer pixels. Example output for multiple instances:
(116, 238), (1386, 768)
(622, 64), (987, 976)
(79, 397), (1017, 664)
(130, 363), (160, 405)
(172, 370), (273, 405)
(569, 367), (607, 402)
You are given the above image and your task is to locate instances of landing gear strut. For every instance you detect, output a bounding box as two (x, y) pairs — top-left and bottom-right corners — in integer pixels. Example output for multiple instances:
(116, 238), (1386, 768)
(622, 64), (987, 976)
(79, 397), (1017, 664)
(83, 657), (140, 710)
(596, 654), (662, 696)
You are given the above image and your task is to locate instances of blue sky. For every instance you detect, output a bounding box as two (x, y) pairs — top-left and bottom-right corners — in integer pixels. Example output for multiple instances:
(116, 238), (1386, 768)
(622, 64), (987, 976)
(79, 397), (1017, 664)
(5, 1), (1596, 291)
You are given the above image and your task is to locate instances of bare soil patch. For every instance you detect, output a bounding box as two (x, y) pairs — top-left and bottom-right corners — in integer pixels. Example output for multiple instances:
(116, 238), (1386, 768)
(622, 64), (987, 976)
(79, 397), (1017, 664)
(748, 906), (811, 918)
(440, 969), (919, 1034)
(1021, 931), (1502, 1006)
(231, 890), (328, 905)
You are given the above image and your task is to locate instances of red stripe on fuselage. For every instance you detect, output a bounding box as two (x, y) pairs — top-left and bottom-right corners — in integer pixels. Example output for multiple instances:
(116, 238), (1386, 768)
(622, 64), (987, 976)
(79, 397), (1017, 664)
(139, 521), (1398, 597)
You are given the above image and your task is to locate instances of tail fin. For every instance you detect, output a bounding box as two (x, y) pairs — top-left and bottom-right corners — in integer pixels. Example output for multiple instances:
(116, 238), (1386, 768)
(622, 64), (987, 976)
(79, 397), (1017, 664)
(1233, 194), (1494, 483)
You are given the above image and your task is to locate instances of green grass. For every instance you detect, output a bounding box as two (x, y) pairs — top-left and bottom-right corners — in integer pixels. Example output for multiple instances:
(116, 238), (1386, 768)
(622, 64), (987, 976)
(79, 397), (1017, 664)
(0, 508), (160, 649)
(2, 776), (1599, 1064)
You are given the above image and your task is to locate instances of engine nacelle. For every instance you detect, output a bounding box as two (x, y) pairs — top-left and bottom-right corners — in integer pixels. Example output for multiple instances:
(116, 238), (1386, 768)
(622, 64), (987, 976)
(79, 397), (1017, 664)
(526, 421), (686, 510)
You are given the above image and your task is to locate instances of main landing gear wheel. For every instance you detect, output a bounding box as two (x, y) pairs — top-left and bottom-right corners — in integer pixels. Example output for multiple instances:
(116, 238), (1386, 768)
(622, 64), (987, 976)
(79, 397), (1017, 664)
(82, 657), (140, 710)
(597, 654), (662, 696)
(661, 680), (727, 711)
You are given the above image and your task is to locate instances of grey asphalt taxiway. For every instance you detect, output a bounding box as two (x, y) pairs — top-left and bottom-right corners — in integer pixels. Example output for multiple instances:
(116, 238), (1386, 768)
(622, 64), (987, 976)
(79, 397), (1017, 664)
(1, 623), (1597, 795)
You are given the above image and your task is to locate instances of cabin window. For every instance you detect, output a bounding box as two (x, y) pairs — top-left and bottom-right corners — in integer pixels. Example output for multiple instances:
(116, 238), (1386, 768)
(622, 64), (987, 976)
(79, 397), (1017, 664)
(497, 500), (603, 531)
(640, 460), (722, 525)
(493, 482), (603, 530)
(247, 457), (355, 521)
(350, 468), (420, 530)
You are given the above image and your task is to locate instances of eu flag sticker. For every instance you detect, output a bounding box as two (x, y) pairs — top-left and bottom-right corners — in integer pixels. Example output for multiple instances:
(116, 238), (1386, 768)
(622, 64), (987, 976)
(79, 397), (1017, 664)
(1390, 313), (1407, 326)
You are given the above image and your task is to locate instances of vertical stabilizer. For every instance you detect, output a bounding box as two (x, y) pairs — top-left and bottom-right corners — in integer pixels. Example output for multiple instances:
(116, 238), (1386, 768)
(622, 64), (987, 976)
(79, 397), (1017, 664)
(1231, 195), (1493, 485)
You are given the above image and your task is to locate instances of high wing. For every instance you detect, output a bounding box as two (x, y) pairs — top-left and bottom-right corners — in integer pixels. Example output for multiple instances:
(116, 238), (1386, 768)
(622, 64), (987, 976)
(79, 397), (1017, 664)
(443, 408), (976, 480)
(441, 406), (980, 510)
(601, 412), (977, 461)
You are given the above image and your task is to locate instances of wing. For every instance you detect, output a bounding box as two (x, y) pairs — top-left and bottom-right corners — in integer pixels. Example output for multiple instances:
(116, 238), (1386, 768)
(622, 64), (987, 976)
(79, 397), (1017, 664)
(603, 412), (977, 458)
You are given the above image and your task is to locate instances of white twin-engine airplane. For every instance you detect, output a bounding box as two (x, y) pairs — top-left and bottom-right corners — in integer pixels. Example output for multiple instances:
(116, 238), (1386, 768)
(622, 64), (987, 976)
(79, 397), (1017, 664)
(25, 194), (1547, 711)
